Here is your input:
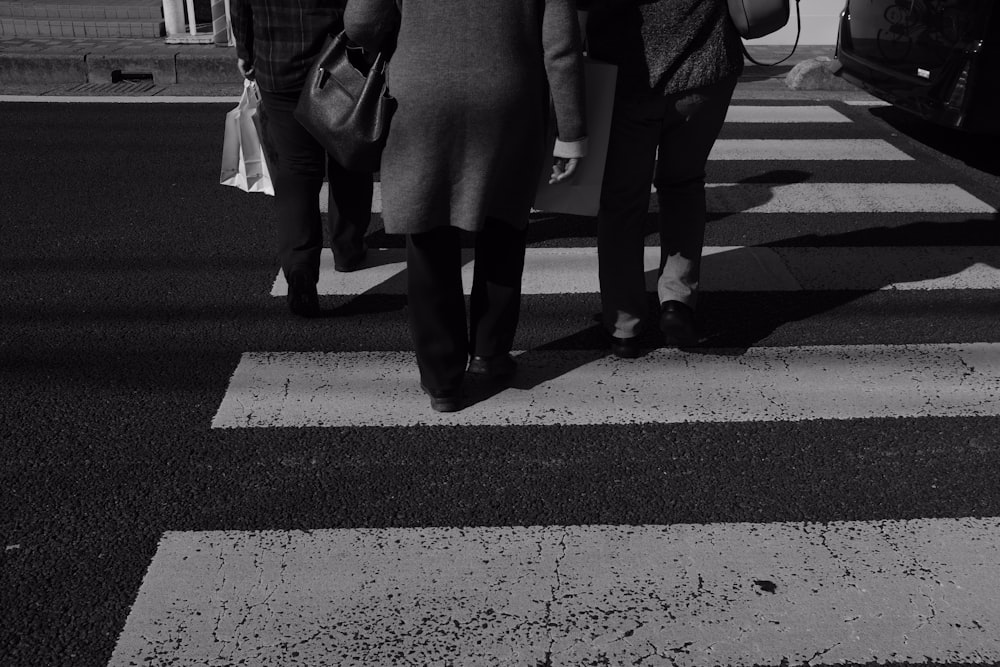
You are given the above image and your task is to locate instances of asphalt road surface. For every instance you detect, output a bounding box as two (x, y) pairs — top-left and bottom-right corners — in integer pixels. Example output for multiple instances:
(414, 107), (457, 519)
(1, 96), (999, 666)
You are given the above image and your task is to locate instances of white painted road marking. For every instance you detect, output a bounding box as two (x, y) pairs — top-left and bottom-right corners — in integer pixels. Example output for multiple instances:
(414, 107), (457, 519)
(211, 344), (1000, 428)
(710, 139), (913, 160)
(324, 182), (994, 215)
(700, 182), (995, 214)
(270, 246), (1000, 296)
(725, 105), (852, 123)
(109, 518), (1000, 667)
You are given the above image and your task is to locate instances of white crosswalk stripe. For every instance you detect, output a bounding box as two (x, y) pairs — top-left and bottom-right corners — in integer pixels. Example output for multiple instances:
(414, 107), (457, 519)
(724, 105), (853, 123)
(108, 519), (1000, 667)
(701, 182), (994, 213)
(322, 181), (995, 216)
(212, 344), (1000, 428)
(270, 246), (1000, 295)
(114, 100), (1000, 665)
(710, 139), (913, 161)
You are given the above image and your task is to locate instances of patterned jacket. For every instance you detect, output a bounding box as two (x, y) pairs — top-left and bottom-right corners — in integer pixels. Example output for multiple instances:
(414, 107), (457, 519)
(230, 0), (346, 93)
(577, 0), (744, 98)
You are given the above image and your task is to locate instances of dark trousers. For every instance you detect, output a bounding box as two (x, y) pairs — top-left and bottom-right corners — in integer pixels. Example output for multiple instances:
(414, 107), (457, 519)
(597, 76), (737, 339)
(258, 88), (373, 281)
(406, 220), (528, 394)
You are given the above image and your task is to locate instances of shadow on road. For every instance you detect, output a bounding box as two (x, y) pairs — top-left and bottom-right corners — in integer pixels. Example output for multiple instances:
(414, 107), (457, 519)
(869, 104), (1000, 176)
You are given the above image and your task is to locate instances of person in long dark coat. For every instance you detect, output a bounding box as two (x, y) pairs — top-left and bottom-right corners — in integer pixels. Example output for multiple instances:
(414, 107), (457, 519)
(578, 0), (744, 357)
(346, 0), (588, 412)
(231, 0), (374, 318)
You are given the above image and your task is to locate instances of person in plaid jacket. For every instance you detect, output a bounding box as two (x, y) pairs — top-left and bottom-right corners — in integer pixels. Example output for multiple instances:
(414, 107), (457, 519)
(232, 0), (374, 317)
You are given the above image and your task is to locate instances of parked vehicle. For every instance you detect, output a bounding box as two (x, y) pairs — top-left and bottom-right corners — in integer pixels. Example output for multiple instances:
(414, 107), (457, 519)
(835, 0), (1000, 134)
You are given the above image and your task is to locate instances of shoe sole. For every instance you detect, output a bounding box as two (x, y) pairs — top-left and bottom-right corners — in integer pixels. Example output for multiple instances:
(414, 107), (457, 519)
(467, 364), (516, 380)
(659, 314), (698, 346)
(422, 384), (462, 412)
(609, 337), (641, 359)
(429, 397), (462, 412)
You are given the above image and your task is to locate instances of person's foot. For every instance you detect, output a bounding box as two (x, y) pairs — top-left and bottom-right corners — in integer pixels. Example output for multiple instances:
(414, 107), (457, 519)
(608, 334), (641, 359)
(421, 384), (463, 413)
(659, 300), (698, 346)
(334, 247), (368, 272)
(286, 270), (319, 317)
(467, 353), (517, 381)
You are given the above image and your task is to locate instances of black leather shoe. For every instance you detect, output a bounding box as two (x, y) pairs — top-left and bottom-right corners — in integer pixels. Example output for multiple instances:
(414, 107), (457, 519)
(659, 300), (698, 346)
(467, 353), (517, 380)
(334, 248), (368, 273)
(286, 270), (319, 317)
(609, 335), (641, 359)
(421, 384), (462, 413)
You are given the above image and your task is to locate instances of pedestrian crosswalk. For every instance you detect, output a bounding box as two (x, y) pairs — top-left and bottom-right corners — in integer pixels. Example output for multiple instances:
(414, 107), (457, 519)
(112, 99), (1000, 665)
(213, 344), (1000, 427)
(320, 180), (995, 216)
(108, 518), (1000, 667)
(711, 139), (913, 161)
(724, 105), (852, 123)
(269, 246), (1000, 296)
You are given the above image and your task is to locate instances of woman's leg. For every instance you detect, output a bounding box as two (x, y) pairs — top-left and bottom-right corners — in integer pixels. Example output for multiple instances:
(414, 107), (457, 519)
(326, 156), (373, 271)
(597, 95), (664, 341)
(654, 76), (738, 310)
(406, 226), (468, 397)
(469, 217), (528, 359)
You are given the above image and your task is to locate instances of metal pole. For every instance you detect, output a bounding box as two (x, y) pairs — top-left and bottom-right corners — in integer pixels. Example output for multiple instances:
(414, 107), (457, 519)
(186, 0), (198, 35)
(162, 0), (185, 36)
(211, 0), (232, 45)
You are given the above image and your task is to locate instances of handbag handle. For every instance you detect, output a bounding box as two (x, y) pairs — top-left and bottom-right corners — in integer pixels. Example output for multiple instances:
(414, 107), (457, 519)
(370, 51), (388, 76)
(741, 0), (802, 66)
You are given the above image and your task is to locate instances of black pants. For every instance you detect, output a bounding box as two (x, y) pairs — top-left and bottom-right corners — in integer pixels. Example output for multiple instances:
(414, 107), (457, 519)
(406, 220), (528, 395)
(258, 88), (373, 280)
(597, 76), (737, 338)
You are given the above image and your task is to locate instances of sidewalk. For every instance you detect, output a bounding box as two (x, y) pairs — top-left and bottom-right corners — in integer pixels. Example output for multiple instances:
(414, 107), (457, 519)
(0, 37), (867, 99)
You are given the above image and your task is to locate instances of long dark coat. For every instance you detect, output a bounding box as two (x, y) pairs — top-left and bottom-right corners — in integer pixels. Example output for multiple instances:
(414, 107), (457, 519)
(345, 0), (587, 234)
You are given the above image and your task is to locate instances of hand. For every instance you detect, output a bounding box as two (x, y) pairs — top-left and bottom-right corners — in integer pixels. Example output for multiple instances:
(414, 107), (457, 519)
(549, 157), (580, 185)
(237, 57), (255, 80)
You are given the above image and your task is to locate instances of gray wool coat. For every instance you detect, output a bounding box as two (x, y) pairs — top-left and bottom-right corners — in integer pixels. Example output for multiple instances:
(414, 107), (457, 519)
(345, 0), (587, 234)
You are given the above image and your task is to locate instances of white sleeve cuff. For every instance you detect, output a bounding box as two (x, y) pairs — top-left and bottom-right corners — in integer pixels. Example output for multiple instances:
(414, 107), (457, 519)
(553, 137), (588, 159)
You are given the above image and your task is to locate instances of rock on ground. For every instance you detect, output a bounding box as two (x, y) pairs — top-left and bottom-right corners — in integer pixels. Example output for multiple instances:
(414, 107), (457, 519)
(786, 56), (859, 91)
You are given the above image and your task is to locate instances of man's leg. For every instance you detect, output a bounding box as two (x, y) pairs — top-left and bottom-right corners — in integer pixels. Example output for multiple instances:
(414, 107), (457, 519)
(655, 76), (737, 310)
(257, 89), (326, 284)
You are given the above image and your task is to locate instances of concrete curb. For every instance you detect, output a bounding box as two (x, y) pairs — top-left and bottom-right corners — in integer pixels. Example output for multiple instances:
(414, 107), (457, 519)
(0, 45), (853, 91)
(0, 48), (241, 85)
(0, 51), (88, 84)
(175, 50), (239, 84)
(87, 52), (178, 84)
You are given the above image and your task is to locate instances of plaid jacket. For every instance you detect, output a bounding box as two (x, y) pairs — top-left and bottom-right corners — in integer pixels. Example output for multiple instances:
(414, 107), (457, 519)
(231, 0), (347, 93)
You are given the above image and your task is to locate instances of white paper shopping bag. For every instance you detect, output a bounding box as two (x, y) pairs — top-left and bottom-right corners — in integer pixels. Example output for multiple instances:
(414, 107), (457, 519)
(220, 79), (274, 195)
(534, 58), (617, 217)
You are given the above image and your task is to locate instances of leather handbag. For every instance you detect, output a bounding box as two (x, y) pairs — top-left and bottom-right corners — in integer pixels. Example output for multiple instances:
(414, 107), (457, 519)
(729, 0), (802, 66)
(294, 31), (396, 172)
(727, 0), (790, 39)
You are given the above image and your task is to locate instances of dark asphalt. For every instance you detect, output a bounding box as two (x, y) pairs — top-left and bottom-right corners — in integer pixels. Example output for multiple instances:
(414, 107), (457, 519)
(1, 100), (999, 667)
